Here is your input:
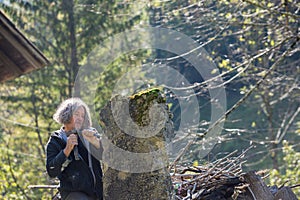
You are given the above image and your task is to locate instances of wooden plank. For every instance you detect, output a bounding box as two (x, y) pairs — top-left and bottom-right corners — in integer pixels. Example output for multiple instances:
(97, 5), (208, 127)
(0, 49), (23, 74)
(0, 49), (23, 82)
(0, 25), (43, 71)
(0, 11), (49, 69)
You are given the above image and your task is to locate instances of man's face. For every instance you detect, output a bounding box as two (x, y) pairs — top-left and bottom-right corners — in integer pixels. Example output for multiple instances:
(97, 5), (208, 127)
(72, 106), (85, 130)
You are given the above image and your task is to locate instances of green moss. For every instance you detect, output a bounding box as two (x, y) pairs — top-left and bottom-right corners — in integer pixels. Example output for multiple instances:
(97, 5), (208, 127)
(129, 87), (165, 126)
(99, 87), (174, 199)
(129, 87), (164, 100)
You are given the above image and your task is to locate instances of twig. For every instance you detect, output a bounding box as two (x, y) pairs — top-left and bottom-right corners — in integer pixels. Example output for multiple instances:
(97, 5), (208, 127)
(28, 185), (58, 189)
(247, 186), (257, 200)
(290, 184), (300, 189)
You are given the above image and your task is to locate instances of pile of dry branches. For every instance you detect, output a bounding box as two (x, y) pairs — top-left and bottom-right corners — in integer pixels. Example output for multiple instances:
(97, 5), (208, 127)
(170, 148), (251, 200)
(170, 145), (299, 200)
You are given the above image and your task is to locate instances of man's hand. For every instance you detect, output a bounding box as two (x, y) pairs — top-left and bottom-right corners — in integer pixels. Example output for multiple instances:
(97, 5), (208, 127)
(63, 134), (78, 157)
(82, 129), (101, 149)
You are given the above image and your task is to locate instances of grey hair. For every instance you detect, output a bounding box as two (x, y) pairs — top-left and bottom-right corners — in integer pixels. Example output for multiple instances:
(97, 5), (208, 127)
(53, 97), (92, 129)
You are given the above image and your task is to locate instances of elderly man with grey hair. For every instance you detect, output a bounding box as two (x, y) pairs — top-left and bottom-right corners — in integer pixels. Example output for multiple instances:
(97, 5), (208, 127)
(46, 98), (103, 200)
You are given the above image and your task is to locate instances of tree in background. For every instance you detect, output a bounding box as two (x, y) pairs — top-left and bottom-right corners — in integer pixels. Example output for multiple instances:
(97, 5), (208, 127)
(0, 0), (143, 198)
(147, 0), (299, 171)
(269, 139), (300, 196)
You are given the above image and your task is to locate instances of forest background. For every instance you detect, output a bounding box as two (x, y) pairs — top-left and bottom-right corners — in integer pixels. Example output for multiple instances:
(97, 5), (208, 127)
(0, 0), (299, 199)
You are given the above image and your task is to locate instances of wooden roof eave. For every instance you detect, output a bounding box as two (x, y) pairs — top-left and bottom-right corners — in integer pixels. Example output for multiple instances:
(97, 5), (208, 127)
(0, 10), (50, 82)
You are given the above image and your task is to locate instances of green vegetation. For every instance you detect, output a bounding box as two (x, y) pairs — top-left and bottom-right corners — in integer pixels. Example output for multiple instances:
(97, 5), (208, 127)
(0, 0), (299, 199)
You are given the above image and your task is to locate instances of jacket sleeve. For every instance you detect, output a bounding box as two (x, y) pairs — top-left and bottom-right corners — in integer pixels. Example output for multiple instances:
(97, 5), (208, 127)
(89, 140), (103, 161)
(46, 137), (68, 178)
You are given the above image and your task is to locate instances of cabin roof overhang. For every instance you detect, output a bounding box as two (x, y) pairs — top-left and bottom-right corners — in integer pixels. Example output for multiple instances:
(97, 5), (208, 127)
(0, 10), (49, 82)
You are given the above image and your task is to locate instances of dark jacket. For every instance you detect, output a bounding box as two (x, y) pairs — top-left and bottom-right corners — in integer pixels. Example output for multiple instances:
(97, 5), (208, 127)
(46, 130), (103, 199)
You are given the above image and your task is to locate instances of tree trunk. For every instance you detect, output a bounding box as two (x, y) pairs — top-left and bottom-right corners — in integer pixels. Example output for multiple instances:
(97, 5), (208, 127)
(243, 171), (274, 200)
(99, 89), (174, 200)
(63, 0), (79, 97)
(274, 187), (298, 200)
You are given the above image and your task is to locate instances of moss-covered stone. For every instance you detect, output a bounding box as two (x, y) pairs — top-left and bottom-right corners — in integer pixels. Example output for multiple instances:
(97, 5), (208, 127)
(99, 88), (174, 200)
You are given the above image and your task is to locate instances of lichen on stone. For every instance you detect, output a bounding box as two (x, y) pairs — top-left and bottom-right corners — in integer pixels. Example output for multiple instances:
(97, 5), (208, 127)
(99, 87), (174, 200)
